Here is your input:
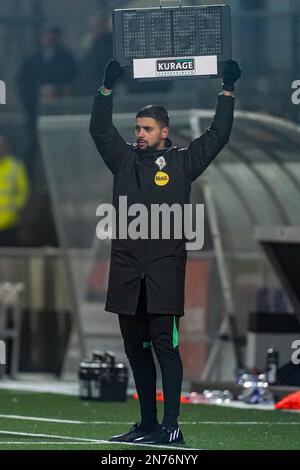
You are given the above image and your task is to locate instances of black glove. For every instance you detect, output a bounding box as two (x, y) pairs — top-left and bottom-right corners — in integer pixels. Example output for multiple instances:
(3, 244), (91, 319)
(103, 60), (124, 90)
(222, 60), (241, 92)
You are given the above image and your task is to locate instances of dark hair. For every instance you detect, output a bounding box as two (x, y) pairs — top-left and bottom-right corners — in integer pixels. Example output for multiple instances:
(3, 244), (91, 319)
(136, 105), (169, 128)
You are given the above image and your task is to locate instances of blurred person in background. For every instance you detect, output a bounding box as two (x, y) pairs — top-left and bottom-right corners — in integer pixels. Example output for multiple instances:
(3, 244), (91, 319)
(17, 22), (78, 181)
(0, 134), (29, 246)
(79, 13), (113, 95)
(18, 22), (78, 105)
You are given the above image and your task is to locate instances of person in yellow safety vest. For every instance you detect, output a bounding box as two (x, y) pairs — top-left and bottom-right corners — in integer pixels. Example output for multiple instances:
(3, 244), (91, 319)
(0, 134), (30, 246)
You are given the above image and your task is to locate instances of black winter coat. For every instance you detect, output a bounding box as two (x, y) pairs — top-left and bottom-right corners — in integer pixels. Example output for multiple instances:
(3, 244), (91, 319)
(89, 91), (234, 316)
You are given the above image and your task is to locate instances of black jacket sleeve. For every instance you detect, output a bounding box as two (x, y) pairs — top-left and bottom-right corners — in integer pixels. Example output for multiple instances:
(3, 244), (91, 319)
(89, 91), (129, 174)
(183, 93), (234, 181)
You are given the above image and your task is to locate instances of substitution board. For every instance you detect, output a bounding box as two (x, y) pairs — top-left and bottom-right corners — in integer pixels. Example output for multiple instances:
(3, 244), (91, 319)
(113, 4), (231, 80)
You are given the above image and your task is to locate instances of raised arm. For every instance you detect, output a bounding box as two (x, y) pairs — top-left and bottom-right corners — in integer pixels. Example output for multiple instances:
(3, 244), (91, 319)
(183, 60), (241, 181)
(89, 60), (128, 174)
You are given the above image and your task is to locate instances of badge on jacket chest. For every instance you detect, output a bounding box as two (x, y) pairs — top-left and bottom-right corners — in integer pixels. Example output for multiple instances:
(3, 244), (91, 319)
(154, 171), (169, 186)
(155, 156), (166, 170)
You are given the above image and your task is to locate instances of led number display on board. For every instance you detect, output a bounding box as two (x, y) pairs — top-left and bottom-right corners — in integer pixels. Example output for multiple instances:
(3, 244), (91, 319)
(113, 4), (231, 80)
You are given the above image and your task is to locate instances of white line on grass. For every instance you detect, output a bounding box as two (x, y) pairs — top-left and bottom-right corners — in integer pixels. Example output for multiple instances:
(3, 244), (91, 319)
(0, 431), (196, 451)
(181, 421), (300, 425)
(0, 430), (100, 442)
(0, 414), (299, 426)
(0, 414), (135, 424)
(0, 442), (104, 445)
(0, 414), (87, 424)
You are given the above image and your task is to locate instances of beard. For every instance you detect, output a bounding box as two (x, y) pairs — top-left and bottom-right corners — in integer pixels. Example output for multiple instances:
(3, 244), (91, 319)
(137, 137), (164, 152)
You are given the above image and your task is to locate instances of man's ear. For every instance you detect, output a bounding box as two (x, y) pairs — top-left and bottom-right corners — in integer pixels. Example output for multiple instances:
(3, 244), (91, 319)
(161, 127), (169, 139)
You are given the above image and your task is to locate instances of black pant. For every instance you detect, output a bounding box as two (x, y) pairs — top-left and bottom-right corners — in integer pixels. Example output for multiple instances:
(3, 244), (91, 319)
(118, 280), (183, 429)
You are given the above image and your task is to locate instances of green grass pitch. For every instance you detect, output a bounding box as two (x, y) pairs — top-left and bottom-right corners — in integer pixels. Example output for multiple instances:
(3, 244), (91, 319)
(0, 390), (299, 450)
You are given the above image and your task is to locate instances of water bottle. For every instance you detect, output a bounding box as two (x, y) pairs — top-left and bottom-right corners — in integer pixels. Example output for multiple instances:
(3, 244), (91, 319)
(266, 347), (279, 385)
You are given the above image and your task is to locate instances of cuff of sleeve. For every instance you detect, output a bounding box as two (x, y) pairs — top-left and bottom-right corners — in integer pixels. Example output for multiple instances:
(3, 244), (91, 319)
(219, 91), (235, 98)
(97, 86), (113, 96)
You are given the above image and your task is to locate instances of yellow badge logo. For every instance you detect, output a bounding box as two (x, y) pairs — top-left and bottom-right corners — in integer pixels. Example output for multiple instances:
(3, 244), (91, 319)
(154, 171), (169, 186)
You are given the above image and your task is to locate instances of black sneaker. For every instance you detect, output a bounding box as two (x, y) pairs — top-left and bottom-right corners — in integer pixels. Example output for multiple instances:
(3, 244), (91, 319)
(134, 424), (185, 445)
(108, 422), (156, 443)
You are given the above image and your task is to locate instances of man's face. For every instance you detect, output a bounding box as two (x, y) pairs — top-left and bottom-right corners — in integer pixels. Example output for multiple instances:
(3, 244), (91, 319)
(88, 16), (109, 39)
(135, 117), (169, 151)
